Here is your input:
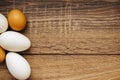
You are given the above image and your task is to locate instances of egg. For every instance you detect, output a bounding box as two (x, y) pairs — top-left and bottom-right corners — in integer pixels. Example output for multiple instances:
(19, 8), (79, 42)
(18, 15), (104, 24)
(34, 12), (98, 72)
(0, 31), (31, 52)
(0, 14), (8, 33)
(8, 9), (26, 31)
(6, 52), (31, 80)
(0, 47), (5, 63)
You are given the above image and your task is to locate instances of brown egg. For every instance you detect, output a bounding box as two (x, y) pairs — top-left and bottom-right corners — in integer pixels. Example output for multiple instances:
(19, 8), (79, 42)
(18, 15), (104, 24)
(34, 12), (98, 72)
(8, 9), (26, 31)
(0, 47), (6, 63)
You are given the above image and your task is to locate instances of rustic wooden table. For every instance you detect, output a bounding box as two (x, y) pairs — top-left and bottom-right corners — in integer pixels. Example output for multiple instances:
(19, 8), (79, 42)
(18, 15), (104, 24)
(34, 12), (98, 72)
(0, 0), (120, 80)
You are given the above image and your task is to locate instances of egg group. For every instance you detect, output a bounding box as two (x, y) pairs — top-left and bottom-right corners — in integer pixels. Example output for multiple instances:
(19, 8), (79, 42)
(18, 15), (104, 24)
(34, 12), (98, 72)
(0, 9), (31, 79)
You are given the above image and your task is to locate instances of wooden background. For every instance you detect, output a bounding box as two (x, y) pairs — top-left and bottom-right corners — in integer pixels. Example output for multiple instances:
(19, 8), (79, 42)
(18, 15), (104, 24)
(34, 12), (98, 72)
(0, 0), (120, 80)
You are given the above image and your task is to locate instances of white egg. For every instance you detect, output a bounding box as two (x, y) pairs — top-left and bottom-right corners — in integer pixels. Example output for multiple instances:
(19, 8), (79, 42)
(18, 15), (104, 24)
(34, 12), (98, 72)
(6, 52), (31, 80)
(0, 31), (31, 52)
(0, 14), (8, 33)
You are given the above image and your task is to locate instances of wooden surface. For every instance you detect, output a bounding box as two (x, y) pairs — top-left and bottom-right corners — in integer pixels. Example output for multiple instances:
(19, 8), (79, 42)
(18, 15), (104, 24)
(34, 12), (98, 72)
(1, 55), (120, 80)
(0, 0), (120, 80)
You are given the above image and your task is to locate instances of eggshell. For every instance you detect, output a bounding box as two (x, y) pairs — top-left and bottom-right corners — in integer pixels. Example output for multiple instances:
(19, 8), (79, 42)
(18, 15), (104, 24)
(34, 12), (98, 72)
(0, 47), (6, 63)
(8, 9), (26, 31)
(6, 52), (31, 80)
(0, 31), (31, 52)
(0, 14), (8, 33)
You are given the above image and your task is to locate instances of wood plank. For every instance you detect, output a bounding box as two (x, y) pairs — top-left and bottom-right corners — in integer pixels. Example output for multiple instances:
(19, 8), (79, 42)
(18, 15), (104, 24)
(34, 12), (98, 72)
(23, 29), (120, 54)
(0, 55), (120, 80)
(0, 0), (120, 54)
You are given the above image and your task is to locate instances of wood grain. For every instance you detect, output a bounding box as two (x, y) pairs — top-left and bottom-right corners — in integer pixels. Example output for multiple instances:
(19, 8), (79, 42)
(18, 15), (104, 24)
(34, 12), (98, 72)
(0, 0), (120, 54)
(23, 29), (120, 54)
(0, 0), (120, 79)
(0, 55), (120, 80)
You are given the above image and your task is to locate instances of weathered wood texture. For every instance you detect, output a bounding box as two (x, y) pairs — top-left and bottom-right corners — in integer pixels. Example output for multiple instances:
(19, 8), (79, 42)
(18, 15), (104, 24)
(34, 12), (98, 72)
(0, 55), (120, 80)
(0, 0), (120, 54)
(0, 0), (120, 80)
